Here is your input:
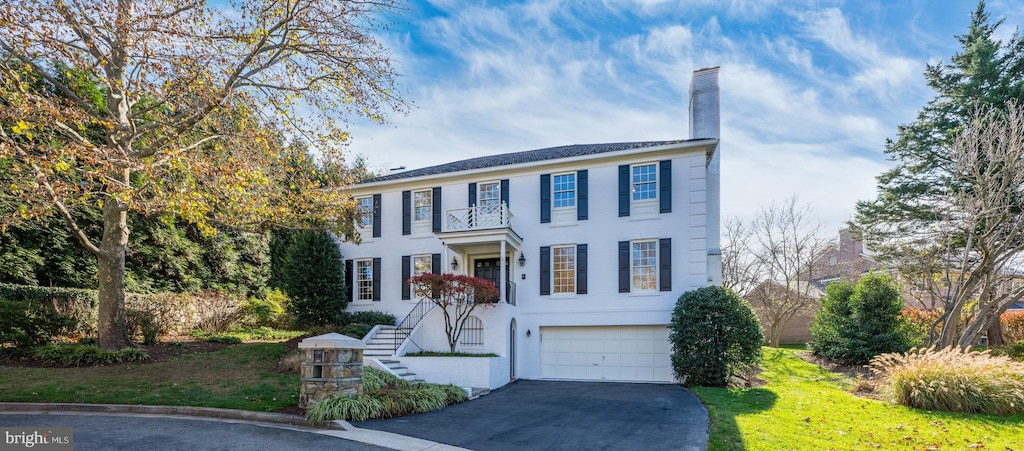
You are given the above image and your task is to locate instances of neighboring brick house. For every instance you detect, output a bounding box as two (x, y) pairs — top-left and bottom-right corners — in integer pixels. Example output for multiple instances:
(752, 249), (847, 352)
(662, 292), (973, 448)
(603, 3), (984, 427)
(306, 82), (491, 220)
(749, 229), (880, 345)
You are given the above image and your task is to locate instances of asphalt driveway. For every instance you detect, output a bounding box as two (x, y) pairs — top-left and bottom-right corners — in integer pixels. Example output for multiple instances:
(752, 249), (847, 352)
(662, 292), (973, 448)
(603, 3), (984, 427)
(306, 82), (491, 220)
(355, 379), (709, 451)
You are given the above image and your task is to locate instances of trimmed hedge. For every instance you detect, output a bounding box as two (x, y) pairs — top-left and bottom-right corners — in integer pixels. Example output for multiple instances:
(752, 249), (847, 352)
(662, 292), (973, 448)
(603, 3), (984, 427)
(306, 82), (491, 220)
(0, 283), (97, 338)
(1, 283), (249, 346)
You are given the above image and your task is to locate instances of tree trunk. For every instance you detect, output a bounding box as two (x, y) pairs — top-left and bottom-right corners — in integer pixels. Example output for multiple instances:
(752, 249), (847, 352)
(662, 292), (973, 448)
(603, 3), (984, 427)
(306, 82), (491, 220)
(987, 319), (1005, 347)
(96, 199), (131, 350)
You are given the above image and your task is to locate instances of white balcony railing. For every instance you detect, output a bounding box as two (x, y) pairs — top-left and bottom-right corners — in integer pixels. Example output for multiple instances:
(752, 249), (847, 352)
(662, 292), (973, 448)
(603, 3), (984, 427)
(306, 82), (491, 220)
(445, 203), (514, 232)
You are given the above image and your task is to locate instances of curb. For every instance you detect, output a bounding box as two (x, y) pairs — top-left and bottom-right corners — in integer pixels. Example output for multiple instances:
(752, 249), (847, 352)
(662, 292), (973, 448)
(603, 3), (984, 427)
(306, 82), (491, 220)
(0, 403), (340, 430)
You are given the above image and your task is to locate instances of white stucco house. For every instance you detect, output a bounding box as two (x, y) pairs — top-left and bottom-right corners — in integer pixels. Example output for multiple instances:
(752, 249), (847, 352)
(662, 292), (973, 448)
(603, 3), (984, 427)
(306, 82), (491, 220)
(340, 67), (722, 389)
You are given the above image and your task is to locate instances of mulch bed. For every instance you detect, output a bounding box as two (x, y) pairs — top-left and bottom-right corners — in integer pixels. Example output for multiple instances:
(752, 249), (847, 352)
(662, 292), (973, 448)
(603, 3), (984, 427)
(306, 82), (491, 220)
(795, 351), (872, 377)
(0, 337), (230, 368)
(138, 338), (231, 362)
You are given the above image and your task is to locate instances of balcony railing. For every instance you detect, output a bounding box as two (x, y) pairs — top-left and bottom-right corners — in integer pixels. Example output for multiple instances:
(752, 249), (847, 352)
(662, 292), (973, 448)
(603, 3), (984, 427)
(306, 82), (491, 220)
(445, 203), (514, 232)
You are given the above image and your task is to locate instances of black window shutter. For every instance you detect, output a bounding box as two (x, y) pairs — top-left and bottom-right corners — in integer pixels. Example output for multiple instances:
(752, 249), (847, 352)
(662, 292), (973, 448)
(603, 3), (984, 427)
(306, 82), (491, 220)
(618, 165), (630, 217)
(660, 160), (672, 214)
(618, 241), (630, 293)
(577, 170), (588, 221)
(431, 253), (441, 274)
(402, 190), (411, 236)
(540, 246), (551, 296)
(345, 259), (354, 302)
(468, 183), (477, 207)
(659, 238), (672, 292)
(372, 257), (381, 301)
(500, 179), (510, 207)
(372, 194), (382, 238)
(540, 174), (551, 224)
(432, 187), (442, 233)
(401, 256), (411, 300)
(576, 244), (588, 294)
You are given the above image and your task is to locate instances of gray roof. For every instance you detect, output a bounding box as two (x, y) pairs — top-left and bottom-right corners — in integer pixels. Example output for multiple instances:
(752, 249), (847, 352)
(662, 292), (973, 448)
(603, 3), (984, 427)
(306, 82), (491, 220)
(361, 140), (698, 184)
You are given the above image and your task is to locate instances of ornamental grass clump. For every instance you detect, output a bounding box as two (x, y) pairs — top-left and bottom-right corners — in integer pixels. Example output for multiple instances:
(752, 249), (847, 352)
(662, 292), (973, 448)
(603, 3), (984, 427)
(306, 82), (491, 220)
(869, 346), (1024, 415)
(306, 367), (468, 423)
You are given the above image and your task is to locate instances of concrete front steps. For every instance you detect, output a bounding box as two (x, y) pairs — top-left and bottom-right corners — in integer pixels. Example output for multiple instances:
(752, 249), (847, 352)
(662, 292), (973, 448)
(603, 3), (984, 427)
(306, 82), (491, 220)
(364, 326), (420, 382)
(364, 326), (401, 359)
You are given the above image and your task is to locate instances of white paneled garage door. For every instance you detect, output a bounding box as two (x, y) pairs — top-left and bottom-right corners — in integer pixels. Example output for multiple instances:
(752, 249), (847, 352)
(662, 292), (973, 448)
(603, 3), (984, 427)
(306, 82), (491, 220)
(540, 326), (673, 382)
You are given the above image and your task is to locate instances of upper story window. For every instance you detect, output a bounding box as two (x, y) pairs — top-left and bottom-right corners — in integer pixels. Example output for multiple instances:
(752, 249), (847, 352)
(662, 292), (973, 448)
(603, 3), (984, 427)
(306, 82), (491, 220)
(552, 245), (576, 294)
(413, 190), (432, 222)
(356, 196), (373, 228)
(553, 173), (576, 209)
(356, 259), (374, 301)
(632, 163), (658, 201)
(479, 181), (501, 206)
(631, 240), (657, 292)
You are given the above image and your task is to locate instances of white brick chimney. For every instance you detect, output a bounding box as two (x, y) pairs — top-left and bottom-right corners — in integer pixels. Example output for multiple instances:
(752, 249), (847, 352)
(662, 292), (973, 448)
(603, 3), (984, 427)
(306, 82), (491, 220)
(689, 67), (722, 286)
(689, 66), (720, 140)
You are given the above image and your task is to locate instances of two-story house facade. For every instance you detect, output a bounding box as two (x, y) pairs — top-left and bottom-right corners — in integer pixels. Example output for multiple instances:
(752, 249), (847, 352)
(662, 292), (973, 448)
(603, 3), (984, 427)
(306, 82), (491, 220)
(338, 67), (721, 388)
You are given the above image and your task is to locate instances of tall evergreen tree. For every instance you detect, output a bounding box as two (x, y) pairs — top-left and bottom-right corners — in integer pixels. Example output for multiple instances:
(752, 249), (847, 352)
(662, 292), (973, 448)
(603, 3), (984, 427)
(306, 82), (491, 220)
(856, 1), (1024, 246)
(853, 1), (1024, 348)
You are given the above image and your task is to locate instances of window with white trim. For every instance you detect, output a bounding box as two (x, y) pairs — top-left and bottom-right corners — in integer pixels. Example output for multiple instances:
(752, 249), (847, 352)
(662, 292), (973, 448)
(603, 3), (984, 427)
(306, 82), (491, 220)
(413, 255), (432, 277)
(356, 259), (374, 301)
(631, 240), (657, 292)
(356, 196), (373, 229)
(631, 163), (657, 201)
(478, 181), (501, 206)
(552, 245), (576, 294)
(553, 173), (576, 209)
(413, 190), (432, 223)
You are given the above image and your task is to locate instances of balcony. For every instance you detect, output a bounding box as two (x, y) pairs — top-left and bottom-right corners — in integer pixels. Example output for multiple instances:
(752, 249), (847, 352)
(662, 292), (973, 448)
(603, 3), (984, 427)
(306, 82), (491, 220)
(445, 204), (515, 232)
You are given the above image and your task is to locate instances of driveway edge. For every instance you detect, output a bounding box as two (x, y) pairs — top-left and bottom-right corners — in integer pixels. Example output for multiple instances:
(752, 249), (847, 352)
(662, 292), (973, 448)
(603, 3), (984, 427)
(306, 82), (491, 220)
(0, 402), (338, 430)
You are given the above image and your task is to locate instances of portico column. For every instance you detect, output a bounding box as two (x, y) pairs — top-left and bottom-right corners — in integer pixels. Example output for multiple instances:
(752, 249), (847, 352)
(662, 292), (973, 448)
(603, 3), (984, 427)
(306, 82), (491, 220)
(500, 240), (507, 303)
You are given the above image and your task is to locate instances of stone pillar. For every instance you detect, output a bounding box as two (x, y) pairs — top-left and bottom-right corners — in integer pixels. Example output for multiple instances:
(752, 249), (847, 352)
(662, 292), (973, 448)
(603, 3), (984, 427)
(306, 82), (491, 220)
(298, 333), (367, 409)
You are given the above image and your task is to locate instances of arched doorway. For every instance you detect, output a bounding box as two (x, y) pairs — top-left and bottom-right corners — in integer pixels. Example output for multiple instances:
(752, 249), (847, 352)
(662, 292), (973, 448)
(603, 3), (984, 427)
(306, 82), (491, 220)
(509, 318), (517, 381)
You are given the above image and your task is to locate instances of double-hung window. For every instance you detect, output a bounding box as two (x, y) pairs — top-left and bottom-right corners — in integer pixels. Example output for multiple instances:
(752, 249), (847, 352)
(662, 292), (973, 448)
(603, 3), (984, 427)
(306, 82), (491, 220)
(631, 240), (657, 292)
(356, 259), (374, 301)
(632, 163), (657, 201)
(478, 181), (501, 207)
(413, 190), (432, 223)
(356, 196), (373, 229)
(553, 173), (575, 209)
(552, 245), (576, 294)
(412, 255), (432, 276)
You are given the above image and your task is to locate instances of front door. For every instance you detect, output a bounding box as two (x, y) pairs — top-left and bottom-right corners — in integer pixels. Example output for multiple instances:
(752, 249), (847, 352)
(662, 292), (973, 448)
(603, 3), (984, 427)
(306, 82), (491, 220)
(474, 258), (506, 302)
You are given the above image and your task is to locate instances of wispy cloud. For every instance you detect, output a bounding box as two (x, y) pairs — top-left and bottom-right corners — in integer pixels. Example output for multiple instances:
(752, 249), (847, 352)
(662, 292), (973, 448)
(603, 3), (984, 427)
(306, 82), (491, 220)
(348, 0), (1015, 231)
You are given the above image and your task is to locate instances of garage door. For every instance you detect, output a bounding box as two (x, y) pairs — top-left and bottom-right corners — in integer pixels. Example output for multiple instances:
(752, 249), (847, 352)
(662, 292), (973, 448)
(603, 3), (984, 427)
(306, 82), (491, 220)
(540, 326), (673, 382)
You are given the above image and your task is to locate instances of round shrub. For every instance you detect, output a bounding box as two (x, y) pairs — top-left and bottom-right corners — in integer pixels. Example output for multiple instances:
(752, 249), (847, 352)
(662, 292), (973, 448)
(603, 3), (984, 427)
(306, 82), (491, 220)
(810, 273), (912, 365)
(669, 285), (763, 387)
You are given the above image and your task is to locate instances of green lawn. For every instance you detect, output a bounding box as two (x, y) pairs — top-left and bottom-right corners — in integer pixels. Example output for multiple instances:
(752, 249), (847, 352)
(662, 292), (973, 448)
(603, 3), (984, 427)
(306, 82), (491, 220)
(0, 343), (298, 412)
(692, 348), (1024, 450)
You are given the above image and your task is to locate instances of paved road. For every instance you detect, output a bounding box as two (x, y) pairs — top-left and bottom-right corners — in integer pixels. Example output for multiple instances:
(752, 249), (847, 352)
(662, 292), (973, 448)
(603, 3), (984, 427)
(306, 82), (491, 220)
(356, 380), (709, 451)
(0, 413), (387, 451)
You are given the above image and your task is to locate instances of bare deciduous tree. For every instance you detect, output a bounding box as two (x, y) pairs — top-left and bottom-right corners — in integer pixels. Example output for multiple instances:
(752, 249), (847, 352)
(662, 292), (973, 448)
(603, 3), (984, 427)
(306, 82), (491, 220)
(875, 101), (1024, 349)
(745, 197), (830, 347)
(722, 216), (760, 297)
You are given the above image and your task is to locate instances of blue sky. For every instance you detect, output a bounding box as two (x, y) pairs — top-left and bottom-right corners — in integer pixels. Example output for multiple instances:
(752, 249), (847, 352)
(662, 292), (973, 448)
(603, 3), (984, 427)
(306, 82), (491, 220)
(346, 0), (1024, 232)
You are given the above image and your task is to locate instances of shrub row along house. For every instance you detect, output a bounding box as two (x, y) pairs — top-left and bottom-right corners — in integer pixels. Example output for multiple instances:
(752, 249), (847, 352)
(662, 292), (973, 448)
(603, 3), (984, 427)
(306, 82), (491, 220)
(336, 68), (722, 389)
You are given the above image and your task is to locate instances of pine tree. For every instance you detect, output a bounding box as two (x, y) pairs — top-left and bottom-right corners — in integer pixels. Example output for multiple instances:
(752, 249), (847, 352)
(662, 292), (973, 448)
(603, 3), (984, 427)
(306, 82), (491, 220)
(855, 1), (1024, 249)
(853, 1), (1024, 348)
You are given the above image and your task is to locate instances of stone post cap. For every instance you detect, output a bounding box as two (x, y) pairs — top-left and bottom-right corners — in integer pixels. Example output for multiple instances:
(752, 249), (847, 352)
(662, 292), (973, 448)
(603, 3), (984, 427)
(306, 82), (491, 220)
(298, 333), (367, 349)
